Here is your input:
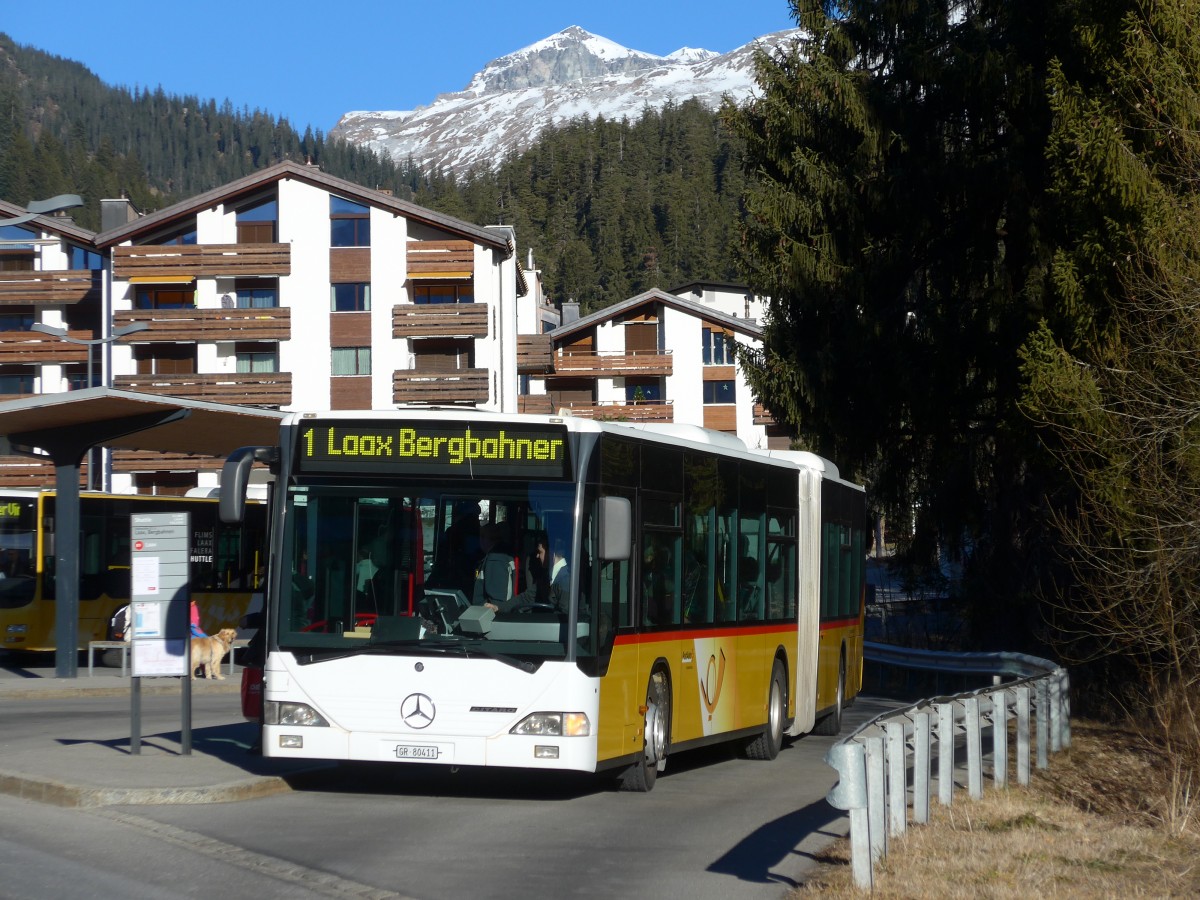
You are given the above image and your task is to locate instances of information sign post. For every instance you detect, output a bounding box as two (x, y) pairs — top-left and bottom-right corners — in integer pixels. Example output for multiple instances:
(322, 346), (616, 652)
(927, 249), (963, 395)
(129, 512), (191, 754)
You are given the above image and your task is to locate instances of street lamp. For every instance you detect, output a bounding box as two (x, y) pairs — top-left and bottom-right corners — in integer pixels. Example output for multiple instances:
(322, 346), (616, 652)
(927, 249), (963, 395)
(31, 321), (150, 389)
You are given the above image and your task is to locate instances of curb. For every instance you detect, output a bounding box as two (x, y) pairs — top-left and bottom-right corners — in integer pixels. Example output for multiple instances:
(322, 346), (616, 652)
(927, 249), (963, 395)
(0, 681), (242, 703)
(0, 769), (296, 808)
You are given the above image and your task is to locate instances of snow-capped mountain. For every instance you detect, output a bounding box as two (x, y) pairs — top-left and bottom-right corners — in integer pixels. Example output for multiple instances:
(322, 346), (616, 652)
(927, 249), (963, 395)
(331, 25), (800, 174)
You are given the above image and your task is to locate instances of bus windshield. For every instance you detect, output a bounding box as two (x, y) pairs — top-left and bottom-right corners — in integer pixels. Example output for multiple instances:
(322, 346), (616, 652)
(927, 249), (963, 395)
(280, 480), (585, 661)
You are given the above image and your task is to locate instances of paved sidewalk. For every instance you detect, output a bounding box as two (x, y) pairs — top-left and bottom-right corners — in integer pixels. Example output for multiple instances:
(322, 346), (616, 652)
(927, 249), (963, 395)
(0, 650), (323, 808)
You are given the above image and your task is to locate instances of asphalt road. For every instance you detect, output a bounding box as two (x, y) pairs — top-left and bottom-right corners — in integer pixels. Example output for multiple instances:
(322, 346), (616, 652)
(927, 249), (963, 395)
(0, 691), (897, 899)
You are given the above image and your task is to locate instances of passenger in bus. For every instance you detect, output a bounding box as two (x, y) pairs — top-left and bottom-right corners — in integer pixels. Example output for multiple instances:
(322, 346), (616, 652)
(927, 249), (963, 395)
(484, 532), (569, 613)
(431, 500), (481, 596)
(473, 523), (515, 607)
(643, 542), (675, 625)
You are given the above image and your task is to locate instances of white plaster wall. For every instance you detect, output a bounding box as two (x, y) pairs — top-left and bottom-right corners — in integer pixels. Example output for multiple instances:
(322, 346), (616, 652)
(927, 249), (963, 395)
(734, 332), (768, 450)
(278, 179), (333, 410)
(371, 210), (407, 409)
(664, 307), (705, 426)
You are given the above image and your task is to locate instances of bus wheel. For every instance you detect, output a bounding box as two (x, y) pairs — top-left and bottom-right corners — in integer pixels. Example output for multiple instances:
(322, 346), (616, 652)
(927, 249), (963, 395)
(813, 650), (846, 736)
(620, 671), (669, 792)
(744, 659), (786, 760)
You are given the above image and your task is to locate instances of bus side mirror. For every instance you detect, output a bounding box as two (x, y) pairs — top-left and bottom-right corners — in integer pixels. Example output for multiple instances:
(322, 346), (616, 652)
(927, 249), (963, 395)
(220, 446), (275, 524)
(598, 496), (631, 561)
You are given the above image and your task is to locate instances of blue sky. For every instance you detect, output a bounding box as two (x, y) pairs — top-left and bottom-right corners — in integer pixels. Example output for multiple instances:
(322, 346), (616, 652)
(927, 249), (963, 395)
(3, 1), (797, 133)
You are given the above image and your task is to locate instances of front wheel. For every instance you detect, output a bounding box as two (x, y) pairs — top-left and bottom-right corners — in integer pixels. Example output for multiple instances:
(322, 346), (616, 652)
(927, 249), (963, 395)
(744, 659), (786, 760)
(620, 671), (670, 792)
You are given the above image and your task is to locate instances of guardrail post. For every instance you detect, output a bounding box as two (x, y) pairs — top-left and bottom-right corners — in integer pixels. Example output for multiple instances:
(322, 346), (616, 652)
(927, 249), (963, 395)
(825, 742), (872, 891)
(965, 695), (983, 799)
(992, 688), (1008, 789)
(1060, 668), (1072, 749)
(1049, 673), (1063, 753)
(865, 735), (887, 864)
(886, 720), (907, 836)
(913, 710), (932, 824)
(1016, 684), (1031, 785)
(937, 701), (955, 806)
(1036, 679), (1050, 769)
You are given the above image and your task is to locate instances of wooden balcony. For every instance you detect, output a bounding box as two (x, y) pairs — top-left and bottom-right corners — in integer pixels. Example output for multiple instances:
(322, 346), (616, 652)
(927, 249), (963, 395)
(114, 308), (290, 342)
(0, 331), (90, 365)
(392, 369), (489, 405)
(553, 349), (673, 377)
(517, 394), (554, 415)
(406, 240), (474, 279)
(113, 243), (291, 279)
(392, 304), (488, 339)
(517, 334), (553, 374)
(558, 401), (674, 422)
(112, 372), (292, 407)
(110, 450), (223, 473)
(0, 270), (102, 305)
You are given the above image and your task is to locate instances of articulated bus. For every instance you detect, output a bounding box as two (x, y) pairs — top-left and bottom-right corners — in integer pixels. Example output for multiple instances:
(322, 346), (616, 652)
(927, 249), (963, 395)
(0, 490), (267, 655)
(220, 410), (865, 790)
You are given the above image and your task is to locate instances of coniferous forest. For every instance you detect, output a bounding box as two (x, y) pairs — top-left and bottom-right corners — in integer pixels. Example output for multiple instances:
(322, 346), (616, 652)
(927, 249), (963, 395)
(0, 33), (747, 313)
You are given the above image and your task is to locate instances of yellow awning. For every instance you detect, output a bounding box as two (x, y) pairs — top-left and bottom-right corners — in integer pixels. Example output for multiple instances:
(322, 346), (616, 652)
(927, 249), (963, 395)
(128, 275), (195, 284)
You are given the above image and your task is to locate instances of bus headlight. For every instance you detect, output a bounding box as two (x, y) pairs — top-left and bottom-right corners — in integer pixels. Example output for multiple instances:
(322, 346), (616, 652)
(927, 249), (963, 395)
(511, 712), (590, 737)
(264, 700), (329, 727)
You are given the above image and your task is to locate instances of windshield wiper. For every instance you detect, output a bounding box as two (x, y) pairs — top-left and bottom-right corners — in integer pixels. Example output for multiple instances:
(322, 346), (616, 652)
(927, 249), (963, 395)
(294, 639), (537, 672)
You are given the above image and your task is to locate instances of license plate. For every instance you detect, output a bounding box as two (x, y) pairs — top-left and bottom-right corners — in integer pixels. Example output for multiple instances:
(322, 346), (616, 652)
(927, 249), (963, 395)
(395, 744), (439, 760)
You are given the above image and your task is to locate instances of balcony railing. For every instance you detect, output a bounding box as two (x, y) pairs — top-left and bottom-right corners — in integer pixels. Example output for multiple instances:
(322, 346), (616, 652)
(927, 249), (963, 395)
(406, 240), (474, 279)
(517, 334), (554, 374)
(392, 304), (488, 339)
(517, 394), (554, 415)
(553, 349), (673, 377)
(110, 450), (223, 473)
(113, 243), (291, 279)
(0, 270), (102, 305)
(0, 331), (90, 365)
(393, 369), (489, 405)
(112, 372), (292, 407)
(556, 400), (674, 422)
(114, 308), (291, 342)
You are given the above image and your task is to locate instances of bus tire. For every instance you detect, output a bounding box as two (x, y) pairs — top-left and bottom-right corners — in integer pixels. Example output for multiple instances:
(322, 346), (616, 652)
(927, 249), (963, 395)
(813, 649), (845, 736)
(619, 670), (669, 792)
(744, 658), (786, 760)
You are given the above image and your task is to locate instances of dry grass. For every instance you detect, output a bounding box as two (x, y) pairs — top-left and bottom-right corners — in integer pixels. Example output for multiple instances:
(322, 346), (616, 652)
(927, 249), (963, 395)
(797, 721), (1200, 897)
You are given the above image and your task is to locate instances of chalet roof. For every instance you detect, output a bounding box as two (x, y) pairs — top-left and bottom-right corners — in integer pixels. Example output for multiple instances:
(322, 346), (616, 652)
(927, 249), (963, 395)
(0, 199), (96, 244)
(548, 289), (764, 343)
(93, 160), (511, 253)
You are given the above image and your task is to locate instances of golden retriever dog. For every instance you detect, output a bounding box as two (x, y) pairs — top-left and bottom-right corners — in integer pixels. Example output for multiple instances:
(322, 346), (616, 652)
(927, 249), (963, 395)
(191, 628), (237, 680)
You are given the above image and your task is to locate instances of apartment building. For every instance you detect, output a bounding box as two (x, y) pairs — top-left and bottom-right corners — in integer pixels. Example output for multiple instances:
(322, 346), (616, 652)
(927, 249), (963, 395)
(2, 162), (530, 492)
(520, 289), (790, 450)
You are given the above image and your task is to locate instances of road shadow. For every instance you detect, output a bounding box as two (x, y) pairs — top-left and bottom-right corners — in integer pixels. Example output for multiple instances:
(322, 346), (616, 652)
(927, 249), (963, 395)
(705, 794), (845, 888)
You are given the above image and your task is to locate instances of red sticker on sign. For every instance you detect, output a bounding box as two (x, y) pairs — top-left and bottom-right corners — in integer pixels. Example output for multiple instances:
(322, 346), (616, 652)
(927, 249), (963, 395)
(134, 541), (143, 550)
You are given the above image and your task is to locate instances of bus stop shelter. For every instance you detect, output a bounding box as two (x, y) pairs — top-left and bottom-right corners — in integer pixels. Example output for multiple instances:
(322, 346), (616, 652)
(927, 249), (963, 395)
(0, 388), (285, 677)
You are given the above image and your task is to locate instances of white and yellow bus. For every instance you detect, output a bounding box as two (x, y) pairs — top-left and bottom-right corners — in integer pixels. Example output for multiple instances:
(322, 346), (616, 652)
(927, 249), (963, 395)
(221, 410), (865, 790)
(0, 490), (267, 655)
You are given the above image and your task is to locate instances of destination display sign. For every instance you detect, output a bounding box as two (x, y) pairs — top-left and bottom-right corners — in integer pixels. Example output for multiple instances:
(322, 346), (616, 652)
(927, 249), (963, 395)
(295, 421), (571, 479)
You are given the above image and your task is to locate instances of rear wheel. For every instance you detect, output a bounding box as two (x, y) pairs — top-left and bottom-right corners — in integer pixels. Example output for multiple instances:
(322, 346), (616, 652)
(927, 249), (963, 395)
(813, 650), (845, 736)
(744, 659), (786, 760)
(620, 671), (670, 792)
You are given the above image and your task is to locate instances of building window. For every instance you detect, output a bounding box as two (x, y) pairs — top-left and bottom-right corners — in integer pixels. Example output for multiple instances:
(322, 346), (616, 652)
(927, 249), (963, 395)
(134, 345), (195, 375)
(0, 313), (33, 331)
(625, 380), (662, 403)
(702, 328), (734, 365)
(413, 283), (474, 304)
(135, 286), (195, 310)
(235, 343), (279, 373)
(332, 347), (371, 376)
(703, 380), (735, 404)
(412, 339), (472, 372)
(331, 283), (370, 312)
(149, 224), (197, 245)
(234, 278), (278, 308)
(330, 197), (370, 247)
(68, 243), (103, 270)
(0, 225), (36, 272)
(236, 198), (278, 243)
(0, 369), (35, 395)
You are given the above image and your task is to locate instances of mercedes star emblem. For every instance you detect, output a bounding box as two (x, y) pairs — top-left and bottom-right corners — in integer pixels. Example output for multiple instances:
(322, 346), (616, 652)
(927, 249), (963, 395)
(401, 693), (436, 729)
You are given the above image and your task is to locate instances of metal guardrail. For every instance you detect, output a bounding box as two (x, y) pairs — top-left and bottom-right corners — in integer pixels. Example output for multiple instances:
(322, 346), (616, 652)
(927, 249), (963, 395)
(826, 641), (1070, 890)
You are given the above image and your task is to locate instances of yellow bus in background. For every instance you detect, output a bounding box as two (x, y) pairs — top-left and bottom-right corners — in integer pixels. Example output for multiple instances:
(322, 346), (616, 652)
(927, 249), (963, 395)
(0, 490), (266, 655)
